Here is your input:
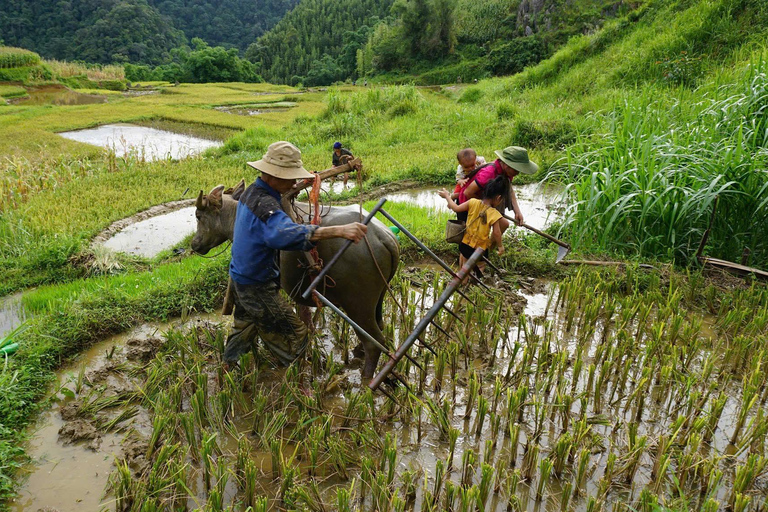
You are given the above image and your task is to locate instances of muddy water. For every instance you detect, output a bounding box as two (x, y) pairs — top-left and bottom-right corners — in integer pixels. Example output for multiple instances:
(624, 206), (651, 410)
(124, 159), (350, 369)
(0, 293), (29, 339)
(10, 318), (220, 512)
(386, 183), (564, 229)
(214, 101), (297, 116)
(9, 85), (108, 106)
(12, 269), (750, 511)
(58, 124), (222, 161)
(102, 206), (196, 258)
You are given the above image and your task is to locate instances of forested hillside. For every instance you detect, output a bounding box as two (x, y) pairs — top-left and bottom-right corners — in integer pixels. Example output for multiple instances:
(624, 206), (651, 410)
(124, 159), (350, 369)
(145, 0), (298, 50)
(246, 0), (395, 85)
(0, 0), (185, 64)
(252, 0), (638, 85)
(0, 0), (296, 63)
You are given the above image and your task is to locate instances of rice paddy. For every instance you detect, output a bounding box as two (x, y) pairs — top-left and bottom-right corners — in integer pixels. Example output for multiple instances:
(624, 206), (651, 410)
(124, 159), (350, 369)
(13, 266), (766, 511)
(2, 1), (768, 507)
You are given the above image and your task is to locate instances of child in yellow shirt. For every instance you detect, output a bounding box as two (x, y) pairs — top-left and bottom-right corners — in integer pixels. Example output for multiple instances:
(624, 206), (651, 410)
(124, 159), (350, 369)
(439, 176), (507, 278)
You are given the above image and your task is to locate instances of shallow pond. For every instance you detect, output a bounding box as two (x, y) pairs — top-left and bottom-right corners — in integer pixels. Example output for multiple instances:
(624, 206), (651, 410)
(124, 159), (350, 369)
(102, 206), (196, 258)
(215, 101), (297, 116)
(9, 85), (108, 106)
(386, 183), (564, 229)
(58, 124), (222, 161)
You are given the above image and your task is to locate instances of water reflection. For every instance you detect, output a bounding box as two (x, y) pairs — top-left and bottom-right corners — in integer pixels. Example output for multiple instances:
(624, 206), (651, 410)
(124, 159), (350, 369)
(59, 124), (222, 161)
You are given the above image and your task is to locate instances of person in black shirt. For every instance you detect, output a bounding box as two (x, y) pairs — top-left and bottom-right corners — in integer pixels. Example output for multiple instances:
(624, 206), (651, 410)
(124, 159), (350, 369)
(332, 141), (354, 187)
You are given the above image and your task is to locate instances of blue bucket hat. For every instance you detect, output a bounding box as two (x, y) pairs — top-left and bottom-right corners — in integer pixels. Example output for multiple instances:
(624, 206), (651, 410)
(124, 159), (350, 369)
(333, 141), (342, 149)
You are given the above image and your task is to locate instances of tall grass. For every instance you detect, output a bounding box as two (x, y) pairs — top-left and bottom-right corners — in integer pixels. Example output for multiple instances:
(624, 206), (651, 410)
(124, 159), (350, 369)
(554, 58), (768, 264)
(44, 59), (125, 81)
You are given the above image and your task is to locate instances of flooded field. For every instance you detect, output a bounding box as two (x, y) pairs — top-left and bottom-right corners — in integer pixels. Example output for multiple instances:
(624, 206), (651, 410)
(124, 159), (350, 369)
(9, 85), (108, 106)
(58, 124), (222, 161)
(215, 101), (297, 116)
(12, 267), (767, 511)
(101, 206), (196, 258)
(387, 183), (564, 229)
(0, 293), (28, 339)
(9, 320), (212, 512)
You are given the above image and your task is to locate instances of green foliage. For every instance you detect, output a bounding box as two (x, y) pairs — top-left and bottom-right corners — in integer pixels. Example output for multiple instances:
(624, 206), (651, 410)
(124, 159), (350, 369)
(247, 0), (394, 84)
(0, 46), (41, 68)
(413, 58), (488, 85)
(513, 119), (577, 150)
(0, 64), (53, 83)
(145, 0), (298, 50)
(488, 36), (548, 76)
(125, 40), (261, 83)
(457, 86), (483, 103)
(0, 0), (186, 65)
(554, 61), (768, 263)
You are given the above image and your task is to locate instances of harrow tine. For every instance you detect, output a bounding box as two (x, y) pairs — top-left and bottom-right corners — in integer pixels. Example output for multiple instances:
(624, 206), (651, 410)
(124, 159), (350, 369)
(442, 305), (465, 324)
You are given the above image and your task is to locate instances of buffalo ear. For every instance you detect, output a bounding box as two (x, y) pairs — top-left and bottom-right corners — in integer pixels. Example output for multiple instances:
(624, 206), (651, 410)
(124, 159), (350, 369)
(208, 185), (225, 210)
(231, 179), (245, 200)
(196, 190), (206, 209)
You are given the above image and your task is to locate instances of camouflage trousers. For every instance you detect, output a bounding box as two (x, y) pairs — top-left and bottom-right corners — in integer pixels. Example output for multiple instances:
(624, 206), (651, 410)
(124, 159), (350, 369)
(223, 280), (309, 366)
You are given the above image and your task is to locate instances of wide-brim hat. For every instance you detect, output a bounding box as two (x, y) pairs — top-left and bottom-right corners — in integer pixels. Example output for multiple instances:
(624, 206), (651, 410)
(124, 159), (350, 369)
(495, 146), (539, 175)
(247, 141), (314, 180)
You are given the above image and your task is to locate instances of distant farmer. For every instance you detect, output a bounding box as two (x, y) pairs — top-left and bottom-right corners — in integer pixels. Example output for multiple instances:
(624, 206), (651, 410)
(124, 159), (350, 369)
(457, 145), (538, 231)
(224, 141), (367, 371)
(332, 141), (354, 186)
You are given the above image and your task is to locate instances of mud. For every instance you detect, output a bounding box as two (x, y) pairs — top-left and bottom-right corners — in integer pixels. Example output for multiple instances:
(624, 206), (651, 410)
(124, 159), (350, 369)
(13, 265), (758, 512)
(58, 123), (222, 161)
(9, 85), (108, 106)
(10, 319), (217, 512)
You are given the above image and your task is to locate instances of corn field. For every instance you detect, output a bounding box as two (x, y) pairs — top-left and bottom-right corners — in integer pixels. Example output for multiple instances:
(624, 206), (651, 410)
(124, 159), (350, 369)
(0, 46), (41, 69)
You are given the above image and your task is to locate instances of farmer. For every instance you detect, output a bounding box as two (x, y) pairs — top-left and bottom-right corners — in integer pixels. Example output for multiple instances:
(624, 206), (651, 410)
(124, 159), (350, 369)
(332, 141), (354, 187)
(457, 145), (538, 231)
(224, 141), (368, 371)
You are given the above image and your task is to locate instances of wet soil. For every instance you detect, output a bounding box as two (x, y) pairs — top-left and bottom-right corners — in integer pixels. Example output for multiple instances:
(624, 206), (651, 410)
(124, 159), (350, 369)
(10, 319), (216, 512)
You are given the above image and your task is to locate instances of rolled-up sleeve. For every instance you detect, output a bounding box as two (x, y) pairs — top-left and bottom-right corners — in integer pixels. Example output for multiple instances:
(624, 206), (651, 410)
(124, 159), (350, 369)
(262, 210), (318, 251)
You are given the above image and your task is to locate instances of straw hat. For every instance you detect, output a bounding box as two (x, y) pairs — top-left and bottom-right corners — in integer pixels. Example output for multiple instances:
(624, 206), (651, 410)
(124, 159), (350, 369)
(494, 146), (539, 175)
(247, 141), (314, 180)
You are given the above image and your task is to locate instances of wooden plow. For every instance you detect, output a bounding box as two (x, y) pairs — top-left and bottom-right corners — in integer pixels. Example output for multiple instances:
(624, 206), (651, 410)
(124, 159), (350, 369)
(301, 198), (487, 394)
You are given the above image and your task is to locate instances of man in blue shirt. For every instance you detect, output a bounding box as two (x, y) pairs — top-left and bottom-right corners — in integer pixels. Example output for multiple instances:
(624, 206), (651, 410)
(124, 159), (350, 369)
(225, 141), (367, 370)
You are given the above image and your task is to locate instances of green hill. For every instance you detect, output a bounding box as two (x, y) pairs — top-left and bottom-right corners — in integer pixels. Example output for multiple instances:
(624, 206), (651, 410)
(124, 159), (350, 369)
(0, 0), (297, 63)
(246, 0), (395, 85)
(250, 0), (639, 85)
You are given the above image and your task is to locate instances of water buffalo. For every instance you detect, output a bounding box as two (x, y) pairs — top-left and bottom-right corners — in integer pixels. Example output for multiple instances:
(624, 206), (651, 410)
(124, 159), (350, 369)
(191, 181), (400, 378)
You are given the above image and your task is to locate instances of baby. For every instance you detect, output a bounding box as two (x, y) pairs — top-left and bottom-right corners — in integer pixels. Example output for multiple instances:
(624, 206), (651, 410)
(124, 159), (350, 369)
(453, 148), (486, 198)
